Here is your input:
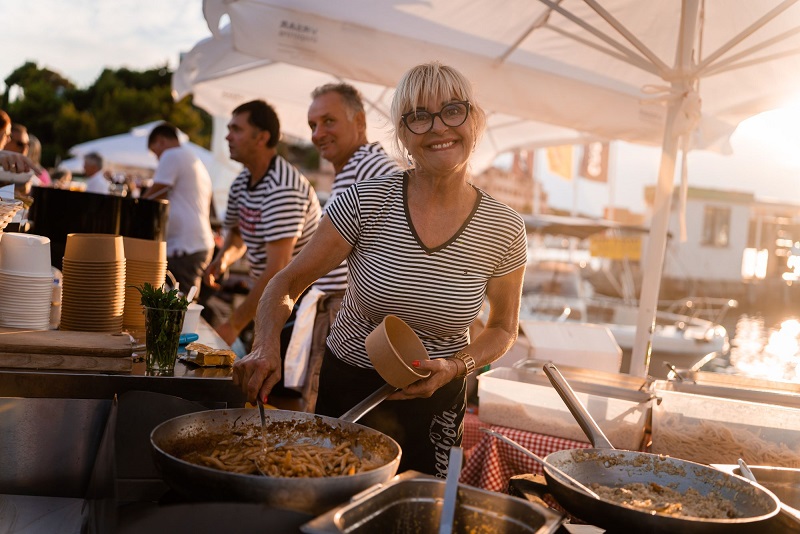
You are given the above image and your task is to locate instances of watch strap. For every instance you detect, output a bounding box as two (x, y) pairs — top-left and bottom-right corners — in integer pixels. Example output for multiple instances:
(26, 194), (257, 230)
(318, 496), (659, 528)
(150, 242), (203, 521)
(452, 350), (476, 378)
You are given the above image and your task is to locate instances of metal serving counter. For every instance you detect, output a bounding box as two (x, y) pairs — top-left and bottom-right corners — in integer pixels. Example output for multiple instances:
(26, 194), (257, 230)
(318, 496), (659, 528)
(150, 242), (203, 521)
(0, 319), (245, 408)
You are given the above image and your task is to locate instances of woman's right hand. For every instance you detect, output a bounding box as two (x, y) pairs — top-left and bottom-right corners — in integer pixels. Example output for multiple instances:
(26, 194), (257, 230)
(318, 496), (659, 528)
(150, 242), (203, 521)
(231, 341), (283, 405)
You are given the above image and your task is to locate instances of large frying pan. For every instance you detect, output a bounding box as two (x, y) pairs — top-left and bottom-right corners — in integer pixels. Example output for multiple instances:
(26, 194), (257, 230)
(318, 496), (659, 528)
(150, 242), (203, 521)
(150, 385), (401, 515)
(539, 363), (780, 533)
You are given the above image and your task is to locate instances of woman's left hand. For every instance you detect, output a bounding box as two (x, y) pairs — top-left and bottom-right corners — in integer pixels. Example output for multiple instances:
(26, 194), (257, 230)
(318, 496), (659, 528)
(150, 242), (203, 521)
(387, 357), (460, 400)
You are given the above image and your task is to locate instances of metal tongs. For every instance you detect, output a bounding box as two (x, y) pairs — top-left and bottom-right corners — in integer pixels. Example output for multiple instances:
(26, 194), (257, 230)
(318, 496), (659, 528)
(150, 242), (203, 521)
(256, 396), (268, 452)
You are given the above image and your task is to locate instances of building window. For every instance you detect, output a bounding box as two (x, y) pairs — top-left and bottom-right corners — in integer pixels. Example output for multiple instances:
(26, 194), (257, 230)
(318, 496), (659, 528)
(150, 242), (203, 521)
(701, 206), (730, 247)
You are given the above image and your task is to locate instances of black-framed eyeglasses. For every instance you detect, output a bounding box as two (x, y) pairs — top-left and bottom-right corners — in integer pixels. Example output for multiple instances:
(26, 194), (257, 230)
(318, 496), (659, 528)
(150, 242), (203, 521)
(401, 101), (471, 135)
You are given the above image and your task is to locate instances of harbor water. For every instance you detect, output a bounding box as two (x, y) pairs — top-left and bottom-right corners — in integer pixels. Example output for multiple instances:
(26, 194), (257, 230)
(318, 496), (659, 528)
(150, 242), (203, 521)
(700, 305), (800, 382)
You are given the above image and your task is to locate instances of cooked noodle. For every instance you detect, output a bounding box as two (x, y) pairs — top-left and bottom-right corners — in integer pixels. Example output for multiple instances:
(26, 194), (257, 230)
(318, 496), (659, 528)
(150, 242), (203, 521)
(167, 417), (394, 478)
(652, 412), (800, 467)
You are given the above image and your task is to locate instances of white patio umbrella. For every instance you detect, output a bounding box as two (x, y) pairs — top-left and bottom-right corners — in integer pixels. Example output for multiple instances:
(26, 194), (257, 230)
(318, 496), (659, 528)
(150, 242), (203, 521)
(205, 0), (800, 376)
(173, 27), (601, 175)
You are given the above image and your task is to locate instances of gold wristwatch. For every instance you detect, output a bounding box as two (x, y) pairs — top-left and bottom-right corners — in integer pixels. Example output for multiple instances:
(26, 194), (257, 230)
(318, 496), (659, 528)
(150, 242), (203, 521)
(449, 350), (476, 378)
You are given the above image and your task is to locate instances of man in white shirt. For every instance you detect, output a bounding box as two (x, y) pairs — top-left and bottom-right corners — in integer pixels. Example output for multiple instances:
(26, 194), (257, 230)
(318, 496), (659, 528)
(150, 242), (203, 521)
(143, 122), (215, 299)
(82, 152), (110, 195)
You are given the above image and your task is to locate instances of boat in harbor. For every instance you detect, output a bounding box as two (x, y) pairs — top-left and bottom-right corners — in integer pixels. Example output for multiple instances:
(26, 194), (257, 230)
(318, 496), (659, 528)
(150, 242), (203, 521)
(519, 259), (736, 365)
(518, 214), (737, 368)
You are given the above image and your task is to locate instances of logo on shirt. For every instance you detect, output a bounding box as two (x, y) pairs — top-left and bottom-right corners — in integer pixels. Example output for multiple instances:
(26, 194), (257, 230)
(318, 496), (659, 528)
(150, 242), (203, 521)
(239, 206), (262, 234)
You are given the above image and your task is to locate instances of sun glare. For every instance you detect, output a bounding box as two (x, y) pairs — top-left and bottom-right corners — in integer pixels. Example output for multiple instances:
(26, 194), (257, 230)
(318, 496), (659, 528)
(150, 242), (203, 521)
(735, 99), (800, 168)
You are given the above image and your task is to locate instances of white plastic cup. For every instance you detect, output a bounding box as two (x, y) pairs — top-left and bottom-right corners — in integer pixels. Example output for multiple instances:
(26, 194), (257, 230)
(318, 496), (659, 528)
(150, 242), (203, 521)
(181, 303), (204, 334)
(0, 233), (52, 277)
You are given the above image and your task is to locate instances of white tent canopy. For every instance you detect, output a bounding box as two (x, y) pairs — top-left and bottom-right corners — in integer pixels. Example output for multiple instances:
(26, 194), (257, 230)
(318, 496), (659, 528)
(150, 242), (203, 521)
(173, 27), (601, 175)
(203, 0), (800, 376)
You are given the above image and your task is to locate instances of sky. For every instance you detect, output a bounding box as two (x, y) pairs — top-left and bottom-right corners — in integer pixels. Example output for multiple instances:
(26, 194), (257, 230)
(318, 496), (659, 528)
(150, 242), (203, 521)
(4, 0), (800, 216)
(2, 0), (211, 90)
(497, 105), (800, 217)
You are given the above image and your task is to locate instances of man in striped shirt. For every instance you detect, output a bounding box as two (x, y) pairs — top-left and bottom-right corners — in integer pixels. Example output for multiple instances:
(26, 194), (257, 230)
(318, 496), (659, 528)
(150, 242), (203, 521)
(295, 83), (400, 411)
(204, 100), (321, 347)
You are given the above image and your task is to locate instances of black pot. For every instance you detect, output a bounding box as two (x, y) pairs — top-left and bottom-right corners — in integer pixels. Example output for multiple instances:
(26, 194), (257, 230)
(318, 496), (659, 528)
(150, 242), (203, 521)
(28, 186), (168, 270)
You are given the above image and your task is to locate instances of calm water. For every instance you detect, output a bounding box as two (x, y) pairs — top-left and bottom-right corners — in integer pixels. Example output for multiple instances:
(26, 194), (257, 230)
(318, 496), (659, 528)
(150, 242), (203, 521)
(701, 306), (800, 381)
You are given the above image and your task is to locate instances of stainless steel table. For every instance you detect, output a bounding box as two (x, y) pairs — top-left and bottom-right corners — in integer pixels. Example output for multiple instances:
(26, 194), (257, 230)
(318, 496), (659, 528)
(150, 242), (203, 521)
(0, 319), (245, 407)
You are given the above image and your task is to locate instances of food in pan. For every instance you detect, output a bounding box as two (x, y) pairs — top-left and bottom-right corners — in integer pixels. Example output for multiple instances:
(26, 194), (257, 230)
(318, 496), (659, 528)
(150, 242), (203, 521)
(166, 416), (395, 478)
(591, 481), (740, 518)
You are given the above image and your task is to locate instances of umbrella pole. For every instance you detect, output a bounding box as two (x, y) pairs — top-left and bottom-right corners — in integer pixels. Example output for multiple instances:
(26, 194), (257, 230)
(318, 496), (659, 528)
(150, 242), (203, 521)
(628, 96), (682, 377)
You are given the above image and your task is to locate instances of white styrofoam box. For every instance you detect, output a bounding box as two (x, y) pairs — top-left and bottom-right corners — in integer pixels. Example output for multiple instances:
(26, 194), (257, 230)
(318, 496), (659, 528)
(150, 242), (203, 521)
(478, 367), (650, 450)
(518, 320), (622, 373)
(652, 386), (800, 467)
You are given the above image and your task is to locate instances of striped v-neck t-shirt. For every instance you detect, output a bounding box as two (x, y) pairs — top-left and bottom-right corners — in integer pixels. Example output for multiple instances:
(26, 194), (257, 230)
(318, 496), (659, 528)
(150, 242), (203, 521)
(224, 155), (321, 279)
(313, 142), (400, 293)
(325, 171), (527, 368)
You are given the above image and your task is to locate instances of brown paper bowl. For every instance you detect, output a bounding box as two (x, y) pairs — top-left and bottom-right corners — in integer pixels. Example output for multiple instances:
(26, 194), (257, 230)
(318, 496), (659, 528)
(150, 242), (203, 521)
(123, 236), (167, 263)
(64, 233), (124, 263)
(366, 315), (431, 389)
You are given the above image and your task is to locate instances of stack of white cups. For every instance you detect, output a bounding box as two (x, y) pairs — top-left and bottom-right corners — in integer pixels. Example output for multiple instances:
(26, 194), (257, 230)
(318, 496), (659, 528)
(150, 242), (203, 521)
(0, 233), (54, 329)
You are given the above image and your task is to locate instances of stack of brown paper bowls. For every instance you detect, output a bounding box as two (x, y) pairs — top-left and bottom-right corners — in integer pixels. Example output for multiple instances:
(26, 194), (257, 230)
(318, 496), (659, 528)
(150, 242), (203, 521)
(60, 233), (126, 332)
(122, 236), (168, 331)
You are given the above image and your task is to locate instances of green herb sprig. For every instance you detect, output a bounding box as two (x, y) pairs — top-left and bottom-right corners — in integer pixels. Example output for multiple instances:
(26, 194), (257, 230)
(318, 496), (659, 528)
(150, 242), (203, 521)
(133, 283), (189, 372)
(133, 282), (189, 311)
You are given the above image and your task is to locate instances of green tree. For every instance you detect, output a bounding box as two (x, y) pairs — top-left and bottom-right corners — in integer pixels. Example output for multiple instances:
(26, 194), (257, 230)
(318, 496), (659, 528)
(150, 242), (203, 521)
(2, 62), (211, 167)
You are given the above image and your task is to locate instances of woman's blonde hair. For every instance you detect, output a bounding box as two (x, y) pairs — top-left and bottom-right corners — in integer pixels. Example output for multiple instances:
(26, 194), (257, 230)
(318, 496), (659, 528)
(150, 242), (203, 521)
(390, 62), (486, 162)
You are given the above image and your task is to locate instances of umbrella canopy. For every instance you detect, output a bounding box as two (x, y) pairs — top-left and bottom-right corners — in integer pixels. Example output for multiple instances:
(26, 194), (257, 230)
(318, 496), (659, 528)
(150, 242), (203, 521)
(173, 27), (600, 174)
(205, 0), (800, 375)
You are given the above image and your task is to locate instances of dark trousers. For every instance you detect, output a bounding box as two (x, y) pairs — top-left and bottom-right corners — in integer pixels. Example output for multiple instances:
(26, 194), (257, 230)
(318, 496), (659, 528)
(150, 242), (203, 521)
(167, 249), (212, 298)
(316, 349), (466, 478)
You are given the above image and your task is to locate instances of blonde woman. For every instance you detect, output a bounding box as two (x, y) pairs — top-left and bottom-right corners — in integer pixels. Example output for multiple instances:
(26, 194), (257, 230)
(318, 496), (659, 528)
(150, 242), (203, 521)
(234, 62), (527, 476)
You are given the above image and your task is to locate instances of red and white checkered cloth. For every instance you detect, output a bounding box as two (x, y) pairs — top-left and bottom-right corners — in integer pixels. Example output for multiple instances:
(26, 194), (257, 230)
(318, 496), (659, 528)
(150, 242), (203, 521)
(460, 411), (590, 492)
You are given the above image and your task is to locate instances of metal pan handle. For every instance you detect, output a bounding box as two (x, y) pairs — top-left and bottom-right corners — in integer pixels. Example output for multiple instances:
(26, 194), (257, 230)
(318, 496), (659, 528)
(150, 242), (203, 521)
(543, 363), (615, 450)
(339, 383), (398, 423)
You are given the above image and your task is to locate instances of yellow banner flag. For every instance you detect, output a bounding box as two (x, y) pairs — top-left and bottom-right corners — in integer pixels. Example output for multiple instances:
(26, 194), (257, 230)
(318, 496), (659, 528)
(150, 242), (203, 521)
(546, 145), (573, 180)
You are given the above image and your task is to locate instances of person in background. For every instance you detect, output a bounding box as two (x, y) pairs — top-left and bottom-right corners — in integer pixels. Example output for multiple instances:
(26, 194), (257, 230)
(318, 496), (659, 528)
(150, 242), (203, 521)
(3, 123), (39, 194)
(291, 83), (400, 412)
(204, 100), (321, 350)
(0, 110), (9, 149)
(82, 152), (109, 194)
(0, 112), (40, 182)
(232, 62), (527, 476)
(143, 122), (215, 299)
(6, 124), (29, 156)
(51, 169), (72, 189)
(26, 135), (51, 186)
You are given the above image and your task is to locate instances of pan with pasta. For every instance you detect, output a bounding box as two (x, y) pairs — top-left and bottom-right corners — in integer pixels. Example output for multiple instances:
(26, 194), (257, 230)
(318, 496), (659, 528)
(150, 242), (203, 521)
(151, 408), (402, 514)
(164, 414), (395, 478)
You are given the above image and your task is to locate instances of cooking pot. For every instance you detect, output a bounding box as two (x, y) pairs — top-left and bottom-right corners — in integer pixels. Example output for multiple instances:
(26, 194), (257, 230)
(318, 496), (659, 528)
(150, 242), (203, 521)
(539, 363), (780, 533)
(150, 391), (400, 515)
